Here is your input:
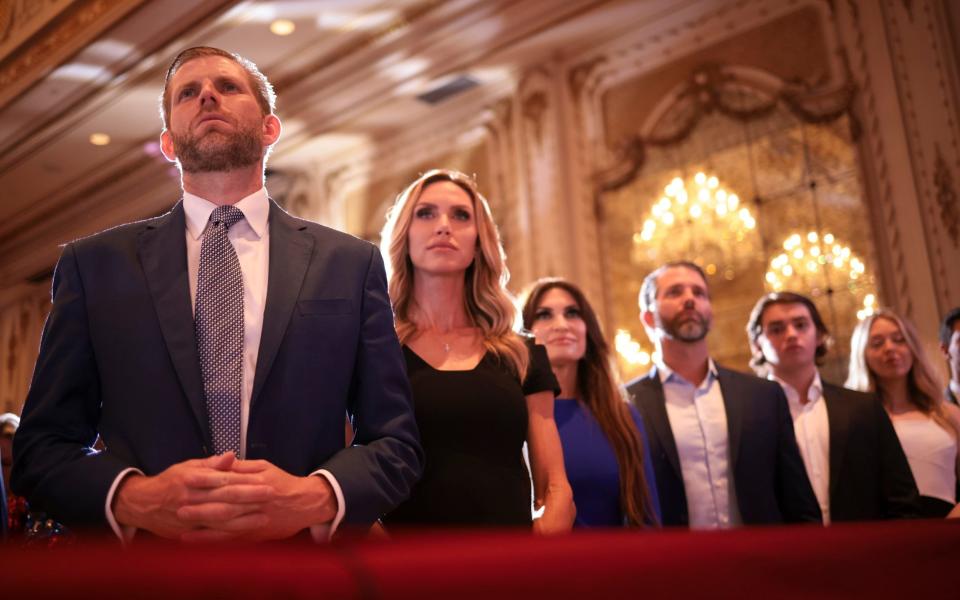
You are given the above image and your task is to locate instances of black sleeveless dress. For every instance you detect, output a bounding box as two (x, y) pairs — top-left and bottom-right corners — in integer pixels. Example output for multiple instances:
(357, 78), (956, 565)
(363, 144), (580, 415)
(384, 340), (558, 527)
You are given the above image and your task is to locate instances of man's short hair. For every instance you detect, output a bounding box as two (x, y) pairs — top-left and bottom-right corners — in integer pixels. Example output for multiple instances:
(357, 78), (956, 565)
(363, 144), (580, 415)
(940, 307), (960, 346)
(159, 46), (276, 129)
(746, 291), (831, 372)
(638, 260), (708, 312)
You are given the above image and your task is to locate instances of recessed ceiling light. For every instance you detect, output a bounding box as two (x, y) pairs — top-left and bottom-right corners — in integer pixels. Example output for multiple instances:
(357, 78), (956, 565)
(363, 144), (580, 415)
(270, 19), (295, 36)
(89, 133), (111, 146)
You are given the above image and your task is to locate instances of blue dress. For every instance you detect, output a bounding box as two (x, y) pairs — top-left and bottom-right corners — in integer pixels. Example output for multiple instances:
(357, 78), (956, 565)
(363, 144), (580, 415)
(554, 398), (661, 527)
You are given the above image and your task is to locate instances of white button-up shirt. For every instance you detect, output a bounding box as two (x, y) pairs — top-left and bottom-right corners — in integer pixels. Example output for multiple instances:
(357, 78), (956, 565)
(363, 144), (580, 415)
(772, 372), (830, 524)
(658, 359), (742, 529)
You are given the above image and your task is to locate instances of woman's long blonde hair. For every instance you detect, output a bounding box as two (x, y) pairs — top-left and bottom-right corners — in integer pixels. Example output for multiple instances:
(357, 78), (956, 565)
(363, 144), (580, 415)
(847, 309), (953, 434)
(380, 169), (528, 379)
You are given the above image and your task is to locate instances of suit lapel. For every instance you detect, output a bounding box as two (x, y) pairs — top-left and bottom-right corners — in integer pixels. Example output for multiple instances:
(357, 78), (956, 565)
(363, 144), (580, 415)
(717, 367), (744, 471)
(251, 200), (314, 408)
(137, 201), (211, 446)
(822, 383), (848, 498)
(635, 370), (683, 479)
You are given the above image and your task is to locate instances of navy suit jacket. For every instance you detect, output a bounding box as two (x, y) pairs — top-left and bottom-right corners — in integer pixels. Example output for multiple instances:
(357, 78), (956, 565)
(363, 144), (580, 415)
(12, 200), (423, 529)
(626, 365), (821, 527)
(820, 382), (918, 521)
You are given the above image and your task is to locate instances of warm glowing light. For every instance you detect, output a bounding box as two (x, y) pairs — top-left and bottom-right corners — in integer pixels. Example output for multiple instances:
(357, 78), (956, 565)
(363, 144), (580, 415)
(89, 133), (110, 146)
(615, 329), (651, 366)
(765, 231), (877, 320)
(270, 19), (296, 35)
(632, 171), (759, 280)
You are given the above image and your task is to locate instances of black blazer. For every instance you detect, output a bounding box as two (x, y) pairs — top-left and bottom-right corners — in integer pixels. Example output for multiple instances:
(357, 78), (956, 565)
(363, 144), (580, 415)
(12, 200), (423, 529)
(821, 382), (918, 521)
(626, 366), (821, 527)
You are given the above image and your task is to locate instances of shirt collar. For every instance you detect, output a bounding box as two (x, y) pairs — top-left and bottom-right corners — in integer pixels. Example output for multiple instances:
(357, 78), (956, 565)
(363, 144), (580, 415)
(183, 187), (270, 241)
(655, 356), (718, 387)
(770, 371), (823, 406)
(949, 379), (960, 398)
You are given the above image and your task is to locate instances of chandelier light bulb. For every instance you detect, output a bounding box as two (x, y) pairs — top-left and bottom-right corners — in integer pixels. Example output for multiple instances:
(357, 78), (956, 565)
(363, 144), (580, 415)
(766, 231), (877, 320)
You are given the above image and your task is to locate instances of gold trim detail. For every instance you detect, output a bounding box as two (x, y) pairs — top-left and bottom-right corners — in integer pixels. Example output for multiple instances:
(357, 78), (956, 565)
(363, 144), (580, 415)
(0, 0), (145, 112)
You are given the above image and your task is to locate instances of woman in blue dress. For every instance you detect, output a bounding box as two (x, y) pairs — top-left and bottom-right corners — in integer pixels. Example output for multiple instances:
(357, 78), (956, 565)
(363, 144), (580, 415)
(522, 278), (660, 527)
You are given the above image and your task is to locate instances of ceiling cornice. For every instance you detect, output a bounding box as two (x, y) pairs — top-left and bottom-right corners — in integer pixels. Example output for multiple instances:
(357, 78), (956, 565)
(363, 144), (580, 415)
(0, 0), (146, 111)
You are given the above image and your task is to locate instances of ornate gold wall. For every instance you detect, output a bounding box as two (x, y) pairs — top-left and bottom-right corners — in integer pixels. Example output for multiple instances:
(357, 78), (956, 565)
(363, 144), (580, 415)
(2, 0), (959, 412)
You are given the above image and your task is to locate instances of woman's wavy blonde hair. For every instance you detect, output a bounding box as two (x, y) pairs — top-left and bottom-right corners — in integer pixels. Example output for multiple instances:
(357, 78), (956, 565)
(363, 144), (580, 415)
(847, 309), (954, 435)
(380, 169), (528, 379)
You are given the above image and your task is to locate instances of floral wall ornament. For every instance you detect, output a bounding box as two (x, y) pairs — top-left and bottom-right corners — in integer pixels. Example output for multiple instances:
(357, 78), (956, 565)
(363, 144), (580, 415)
(933, 145), (959, 247)
(593, 63), (858, 198)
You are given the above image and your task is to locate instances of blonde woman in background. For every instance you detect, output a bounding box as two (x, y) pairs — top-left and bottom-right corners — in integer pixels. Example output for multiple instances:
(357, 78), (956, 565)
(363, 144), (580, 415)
(379, 169), (574, 532)
(848, 309), (960, 517)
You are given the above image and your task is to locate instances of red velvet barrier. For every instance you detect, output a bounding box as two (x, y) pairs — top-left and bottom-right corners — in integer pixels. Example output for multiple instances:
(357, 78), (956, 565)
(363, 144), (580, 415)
(3, 520), (958, 599)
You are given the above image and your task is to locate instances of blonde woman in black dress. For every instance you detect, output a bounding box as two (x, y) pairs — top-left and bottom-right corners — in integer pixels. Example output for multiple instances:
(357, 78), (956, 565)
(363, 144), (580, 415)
(380, 169), (574, 532)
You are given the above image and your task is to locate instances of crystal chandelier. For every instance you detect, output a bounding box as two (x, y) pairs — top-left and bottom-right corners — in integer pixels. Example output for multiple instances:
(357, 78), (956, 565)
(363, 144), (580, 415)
(632, 172), (759, 278)
(765, 231), (878, 320)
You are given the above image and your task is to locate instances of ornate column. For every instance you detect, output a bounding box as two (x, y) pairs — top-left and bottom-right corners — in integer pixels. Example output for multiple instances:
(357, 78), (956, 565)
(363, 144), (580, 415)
(835, 0), (960, 346)
(0, 284), (50, 414)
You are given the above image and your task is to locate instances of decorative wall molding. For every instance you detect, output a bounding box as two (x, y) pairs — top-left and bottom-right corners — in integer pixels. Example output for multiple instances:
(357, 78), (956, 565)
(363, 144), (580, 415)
(0, 0), (71, 62)
(0, 0), (145, 112)
(879, 0), (960, 309)
(564, 0), (853, 332)
(837, 0), (916, 319)
(592, 63), (858, 201)
(934, 145), (959, 247)
(0, 283), (50, 415)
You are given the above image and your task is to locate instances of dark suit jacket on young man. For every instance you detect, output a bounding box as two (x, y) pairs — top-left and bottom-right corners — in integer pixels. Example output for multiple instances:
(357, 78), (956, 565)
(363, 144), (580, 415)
(12, 200), (423, 530)
(819, 382), (918, 521)
(626, 366), (821, 527)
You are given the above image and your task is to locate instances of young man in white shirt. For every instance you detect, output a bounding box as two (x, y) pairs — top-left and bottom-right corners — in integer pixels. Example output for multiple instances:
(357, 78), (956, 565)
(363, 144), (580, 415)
(939, 307), (960, 406)
(747, 291), (918, 522)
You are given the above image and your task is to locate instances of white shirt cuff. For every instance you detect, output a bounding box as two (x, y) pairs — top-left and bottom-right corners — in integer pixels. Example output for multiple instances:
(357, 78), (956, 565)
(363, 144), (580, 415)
(105, 467), (143, 545)
(308, 469), (345, 542)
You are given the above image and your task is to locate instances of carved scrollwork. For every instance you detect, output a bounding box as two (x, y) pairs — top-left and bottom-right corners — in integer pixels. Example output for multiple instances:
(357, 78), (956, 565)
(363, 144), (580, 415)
(595, 63), (858, 196)
(934, 145), (959, 247)
(522, 91), (548, 147)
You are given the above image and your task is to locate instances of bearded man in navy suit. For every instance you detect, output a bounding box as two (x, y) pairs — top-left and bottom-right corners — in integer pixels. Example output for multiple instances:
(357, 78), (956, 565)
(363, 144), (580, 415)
(13, 47), (422, 542)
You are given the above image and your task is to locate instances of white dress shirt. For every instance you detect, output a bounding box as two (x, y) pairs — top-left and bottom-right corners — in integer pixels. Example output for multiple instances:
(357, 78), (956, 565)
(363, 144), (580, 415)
(772, 372), (831, 524)
(105, 188), (344, 542)
(658, 359), (742, 529)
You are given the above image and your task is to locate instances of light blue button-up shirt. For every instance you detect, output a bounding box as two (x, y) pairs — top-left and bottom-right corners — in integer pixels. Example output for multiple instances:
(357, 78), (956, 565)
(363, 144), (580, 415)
(658, 359), (742, 529)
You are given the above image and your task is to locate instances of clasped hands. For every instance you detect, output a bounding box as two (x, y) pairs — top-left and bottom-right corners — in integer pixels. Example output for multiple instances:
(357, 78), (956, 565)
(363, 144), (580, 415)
(113, 453), (336, 542)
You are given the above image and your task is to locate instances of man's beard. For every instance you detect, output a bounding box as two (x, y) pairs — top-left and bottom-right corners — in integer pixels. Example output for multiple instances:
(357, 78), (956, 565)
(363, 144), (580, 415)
(657, 310), (710, 343)
(171, 122), (262, 173)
